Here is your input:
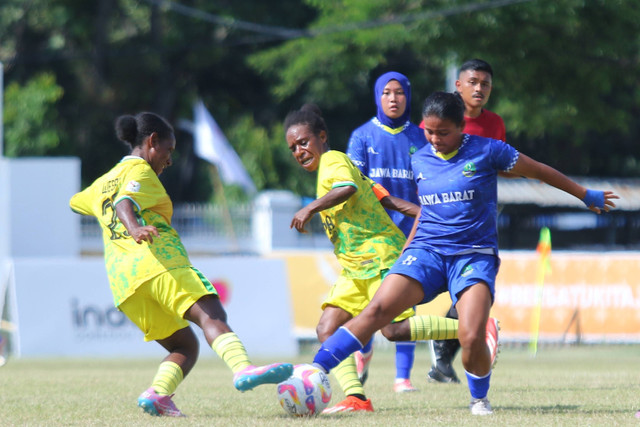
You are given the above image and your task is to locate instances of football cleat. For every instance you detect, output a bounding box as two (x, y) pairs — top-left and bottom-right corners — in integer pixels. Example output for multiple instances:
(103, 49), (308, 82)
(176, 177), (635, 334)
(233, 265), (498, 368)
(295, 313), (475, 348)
(354, 349), (373, 385)
(137, 387), (185, 417)
(427, 339), (461, 384)
(486, 317), (500, 368)
(393, 378), (418, 393)
(233, 363), (293, 392)
(469, 397), (493, 415)
(322, 395), (374, 414)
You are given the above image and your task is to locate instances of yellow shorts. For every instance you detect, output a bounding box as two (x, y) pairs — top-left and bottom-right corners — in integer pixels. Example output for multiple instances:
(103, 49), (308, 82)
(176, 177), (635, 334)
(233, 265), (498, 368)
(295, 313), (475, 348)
(118, 267), (217, 342)
(322, 269), (415, 322)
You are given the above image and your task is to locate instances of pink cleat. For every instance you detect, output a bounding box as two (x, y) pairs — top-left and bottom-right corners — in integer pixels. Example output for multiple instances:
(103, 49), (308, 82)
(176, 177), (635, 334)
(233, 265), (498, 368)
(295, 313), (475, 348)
(486, 317), (500, 368)
(354, 349), (373, 385)
(393, 378), (418, 393)
(137, 387), (185, 417)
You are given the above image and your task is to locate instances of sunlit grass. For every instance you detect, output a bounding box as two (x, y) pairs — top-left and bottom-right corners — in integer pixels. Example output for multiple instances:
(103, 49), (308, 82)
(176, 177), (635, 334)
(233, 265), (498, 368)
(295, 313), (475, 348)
(1, 344), (639, 426)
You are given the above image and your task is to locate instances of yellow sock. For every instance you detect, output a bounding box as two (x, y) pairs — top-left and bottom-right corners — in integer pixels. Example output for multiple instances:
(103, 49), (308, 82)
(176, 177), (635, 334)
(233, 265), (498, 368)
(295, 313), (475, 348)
(333, 354), (365, 397)
(409, 315), (458, 341)
(211, 332), (252, 374)
(151, 361), (183, 396)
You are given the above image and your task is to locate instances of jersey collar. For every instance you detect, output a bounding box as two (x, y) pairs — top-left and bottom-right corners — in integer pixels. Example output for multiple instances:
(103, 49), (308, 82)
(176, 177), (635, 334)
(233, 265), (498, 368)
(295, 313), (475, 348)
(372, 117), (410, 135)
(432, 134), (469, 160)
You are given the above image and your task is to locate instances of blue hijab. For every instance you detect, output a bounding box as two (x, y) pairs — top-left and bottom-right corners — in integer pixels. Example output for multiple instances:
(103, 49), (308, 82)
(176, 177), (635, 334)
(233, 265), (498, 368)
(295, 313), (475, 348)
(374, 71), (412, 128)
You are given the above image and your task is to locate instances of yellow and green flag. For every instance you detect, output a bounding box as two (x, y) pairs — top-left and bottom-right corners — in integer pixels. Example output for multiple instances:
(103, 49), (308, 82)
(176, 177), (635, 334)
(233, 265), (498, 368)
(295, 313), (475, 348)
(529, 226), (552, 356)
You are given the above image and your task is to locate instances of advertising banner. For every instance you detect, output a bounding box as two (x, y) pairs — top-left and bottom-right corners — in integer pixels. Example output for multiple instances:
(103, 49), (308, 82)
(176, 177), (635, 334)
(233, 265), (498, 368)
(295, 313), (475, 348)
(12, 256), (296, 358)
(276, 251), (640, 343)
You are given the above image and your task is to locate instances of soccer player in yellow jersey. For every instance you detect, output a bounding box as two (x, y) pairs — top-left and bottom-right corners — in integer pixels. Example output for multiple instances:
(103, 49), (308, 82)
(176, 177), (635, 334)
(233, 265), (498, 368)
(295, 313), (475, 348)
(285, 104), (460, 413)
(70, 112), (292, 417)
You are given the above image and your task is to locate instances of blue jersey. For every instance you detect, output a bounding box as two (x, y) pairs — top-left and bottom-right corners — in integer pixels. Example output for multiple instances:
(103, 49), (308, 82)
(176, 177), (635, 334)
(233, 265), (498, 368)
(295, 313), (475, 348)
(410, 134), (519, 255)
(347, 118), (427, 236)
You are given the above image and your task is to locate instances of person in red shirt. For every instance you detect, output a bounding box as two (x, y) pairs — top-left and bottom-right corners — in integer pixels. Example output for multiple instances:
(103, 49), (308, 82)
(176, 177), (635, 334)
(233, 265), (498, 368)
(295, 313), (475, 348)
(420, 59), (506, 384)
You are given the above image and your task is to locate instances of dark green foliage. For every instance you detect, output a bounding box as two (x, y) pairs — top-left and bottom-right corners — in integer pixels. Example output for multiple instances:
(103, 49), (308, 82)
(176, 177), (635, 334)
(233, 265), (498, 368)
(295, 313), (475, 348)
(1, 0), (639, 203)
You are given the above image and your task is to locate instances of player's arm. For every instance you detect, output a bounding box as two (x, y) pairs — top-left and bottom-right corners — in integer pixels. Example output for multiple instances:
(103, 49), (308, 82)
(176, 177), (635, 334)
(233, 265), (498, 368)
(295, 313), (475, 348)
(372, 183), (420, 218)
(509, 153), (619, 214)
(290, 185), (356, 233)
(401, 209), (421, 253)
(114, 198), (159, 244)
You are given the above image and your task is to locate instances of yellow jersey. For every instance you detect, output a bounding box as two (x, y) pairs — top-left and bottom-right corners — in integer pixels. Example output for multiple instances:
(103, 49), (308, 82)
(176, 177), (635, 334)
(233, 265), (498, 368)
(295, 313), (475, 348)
(316, 150), (406, 279)
(70, 156), (191, 306)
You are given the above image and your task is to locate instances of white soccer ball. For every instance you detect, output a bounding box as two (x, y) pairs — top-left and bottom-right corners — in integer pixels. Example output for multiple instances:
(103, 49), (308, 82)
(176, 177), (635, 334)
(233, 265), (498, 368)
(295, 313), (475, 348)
(277, 363), (332, 417)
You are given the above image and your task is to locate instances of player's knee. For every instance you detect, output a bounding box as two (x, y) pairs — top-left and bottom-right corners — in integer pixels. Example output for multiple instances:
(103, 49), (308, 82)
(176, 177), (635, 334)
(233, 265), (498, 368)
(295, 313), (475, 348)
(316, 323), (333, 343)
(458, 328), (484, 351)
(381, 329), (400, 341)
(380, 323), (405, 341)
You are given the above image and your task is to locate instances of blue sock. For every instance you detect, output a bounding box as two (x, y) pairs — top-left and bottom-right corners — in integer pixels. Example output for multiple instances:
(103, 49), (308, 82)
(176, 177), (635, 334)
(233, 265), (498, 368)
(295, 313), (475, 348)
(313, 327), (363, 373)
(361, 339), (373, 354)
(395, 341), (416, 379)
(465, 370), (491, 399)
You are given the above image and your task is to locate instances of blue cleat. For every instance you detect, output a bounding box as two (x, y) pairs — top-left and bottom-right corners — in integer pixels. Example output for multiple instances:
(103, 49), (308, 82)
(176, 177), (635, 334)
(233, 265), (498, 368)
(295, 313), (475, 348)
(233, 363), (293, 392)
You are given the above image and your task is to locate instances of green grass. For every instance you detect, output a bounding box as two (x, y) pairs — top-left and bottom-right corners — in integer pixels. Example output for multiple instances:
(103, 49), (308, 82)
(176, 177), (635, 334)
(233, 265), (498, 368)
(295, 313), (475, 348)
(2, 344), (639, 426)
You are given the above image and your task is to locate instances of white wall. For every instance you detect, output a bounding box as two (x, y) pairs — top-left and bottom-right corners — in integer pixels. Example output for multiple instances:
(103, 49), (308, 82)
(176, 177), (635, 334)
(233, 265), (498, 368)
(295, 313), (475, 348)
(0, 157), (80, 258)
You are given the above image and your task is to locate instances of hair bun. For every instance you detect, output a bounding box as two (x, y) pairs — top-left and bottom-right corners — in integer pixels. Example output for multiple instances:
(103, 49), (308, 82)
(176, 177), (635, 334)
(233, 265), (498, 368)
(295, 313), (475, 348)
(300, 103), (323, 118)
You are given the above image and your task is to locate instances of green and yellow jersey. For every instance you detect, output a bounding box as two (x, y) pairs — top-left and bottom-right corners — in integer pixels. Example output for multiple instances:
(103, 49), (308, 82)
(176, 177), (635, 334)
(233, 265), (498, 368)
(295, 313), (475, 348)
(316, 150), (406, 279)
(70, 156), (191, 306)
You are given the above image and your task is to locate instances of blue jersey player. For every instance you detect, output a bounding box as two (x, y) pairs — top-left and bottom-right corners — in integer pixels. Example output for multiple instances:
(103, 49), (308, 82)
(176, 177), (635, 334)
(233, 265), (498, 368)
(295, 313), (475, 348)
(309, 91), (618, 416)
(347, 71), (427, 393)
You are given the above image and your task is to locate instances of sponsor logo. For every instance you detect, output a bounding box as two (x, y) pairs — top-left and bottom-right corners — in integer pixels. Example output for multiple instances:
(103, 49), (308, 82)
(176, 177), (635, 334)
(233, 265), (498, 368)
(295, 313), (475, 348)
(71, 298), (138, 341)
(462, 162), (476, 177)
(126, 180), (141, 192)
(369, 168), (413, 179)
(401, 255), (417, 266)
(461, 265), (474, 277)
(367, 147), (379, 155)
(418, 189), (475, 205)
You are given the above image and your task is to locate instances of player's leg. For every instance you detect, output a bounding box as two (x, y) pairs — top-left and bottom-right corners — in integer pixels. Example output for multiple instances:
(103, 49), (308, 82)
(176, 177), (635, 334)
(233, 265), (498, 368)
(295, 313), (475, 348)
(318, 282), (373, 413)
(456, 283), (494, 416)
(428, 304), (462, 384)
(185, 293), (292, 392)
(313, 273), (424, 373)
(136, 326), (198, 417)
(118, 278), (193, 417)
(383, 311), (459, 392)
(393, 341), (417, 392)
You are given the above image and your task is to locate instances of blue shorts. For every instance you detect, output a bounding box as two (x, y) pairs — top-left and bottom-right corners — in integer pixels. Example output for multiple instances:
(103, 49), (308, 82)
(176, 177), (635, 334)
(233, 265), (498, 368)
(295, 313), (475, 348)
(389, 249), (499, 307)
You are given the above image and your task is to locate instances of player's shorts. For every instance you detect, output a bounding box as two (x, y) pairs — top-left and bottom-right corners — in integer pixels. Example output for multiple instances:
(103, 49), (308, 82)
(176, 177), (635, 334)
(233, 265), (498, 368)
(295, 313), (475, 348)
(322, 269), (415, 322)
(118, 267), (217, 342)
(389, 249), (499, 307)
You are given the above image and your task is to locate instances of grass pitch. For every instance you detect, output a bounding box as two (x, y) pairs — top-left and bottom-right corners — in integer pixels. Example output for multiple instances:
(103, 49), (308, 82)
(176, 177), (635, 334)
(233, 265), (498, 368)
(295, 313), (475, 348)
(1, 344), (639, 426)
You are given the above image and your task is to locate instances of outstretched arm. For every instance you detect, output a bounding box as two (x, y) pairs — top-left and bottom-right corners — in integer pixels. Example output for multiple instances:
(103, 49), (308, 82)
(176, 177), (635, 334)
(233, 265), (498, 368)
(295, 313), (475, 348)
(509, 153), (619, 214)
(380, 195), (420, 218)
(290, 185), (356, 233)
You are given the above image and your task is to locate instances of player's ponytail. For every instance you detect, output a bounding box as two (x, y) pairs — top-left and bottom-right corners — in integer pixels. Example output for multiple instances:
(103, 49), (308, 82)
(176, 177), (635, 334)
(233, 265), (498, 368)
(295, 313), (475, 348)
(115, 112), (174, 151)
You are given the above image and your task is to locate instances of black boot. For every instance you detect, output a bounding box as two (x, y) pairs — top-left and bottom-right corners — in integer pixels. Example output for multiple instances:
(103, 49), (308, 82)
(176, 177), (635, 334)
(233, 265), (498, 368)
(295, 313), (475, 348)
(427, 304), (461, 383)
(427, 338), (461, 383)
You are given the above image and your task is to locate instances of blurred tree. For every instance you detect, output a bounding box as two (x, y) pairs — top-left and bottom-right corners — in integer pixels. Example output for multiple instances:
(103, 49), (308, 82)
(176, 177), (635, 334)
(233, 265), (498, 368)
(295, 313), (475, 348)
(4, 73), (64, 157)
(0, 0), (638, 204)
(250, 0), (640, 175)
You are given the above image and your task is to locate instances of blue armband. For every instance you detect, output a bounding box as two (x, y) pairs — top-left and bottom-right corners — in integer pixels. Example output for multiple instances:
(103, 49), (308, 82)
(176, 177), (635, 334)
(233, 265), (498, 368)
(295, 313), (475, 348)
(583, 189), (605, 209)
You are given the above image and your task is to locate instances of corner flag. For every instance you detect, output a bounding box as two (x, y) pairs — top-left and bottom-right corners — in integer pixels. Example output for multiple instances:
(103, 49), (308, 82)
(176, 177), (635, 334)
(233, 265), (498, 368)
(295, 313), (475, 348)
(529, 226), (551, 356)
(193, 100), (256, 194)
